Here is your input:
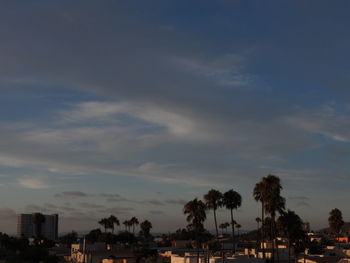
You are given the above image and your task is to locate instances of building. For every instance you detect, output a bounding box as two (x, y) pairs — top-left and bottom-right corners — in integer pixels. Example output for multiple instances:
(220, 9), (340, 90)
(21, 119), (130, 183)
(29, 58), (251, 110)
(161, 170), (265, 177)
(71, 243), (138, 263)
(17, 213), (58, 240)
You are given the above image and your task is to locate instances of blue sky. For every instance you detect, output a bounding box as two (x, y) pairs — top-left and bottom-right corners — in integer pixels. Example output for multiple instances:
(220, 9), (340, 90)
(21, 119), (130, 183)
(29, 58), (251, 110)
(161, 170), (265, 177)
(1, 0), (350, 234)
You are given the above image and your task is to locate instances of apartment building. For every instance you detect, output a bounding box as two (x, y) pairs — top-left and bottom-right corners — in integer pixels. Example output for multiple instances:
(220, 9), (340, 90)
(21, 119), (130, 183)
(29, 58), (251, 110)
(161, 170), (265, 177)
(17, 213), (58, 240)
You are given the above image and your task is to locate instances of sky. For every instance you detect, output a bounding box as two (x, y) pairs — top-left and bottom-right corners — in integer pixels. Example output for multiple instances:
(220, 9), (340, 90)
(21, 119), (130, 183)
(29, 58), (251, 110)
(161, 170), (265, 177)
(1, 0), (350, 235)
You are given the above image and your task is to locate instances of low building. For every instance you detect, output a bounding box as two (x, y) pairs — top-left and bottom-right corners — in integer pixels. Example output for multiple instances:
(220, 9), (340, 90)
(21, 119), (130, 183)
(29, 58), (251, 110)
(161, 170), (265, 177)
(171, 240), (192, 249)
(297, 255), (342, 263)
(170, 252), (264, 263)
(71, 243), (138, 263)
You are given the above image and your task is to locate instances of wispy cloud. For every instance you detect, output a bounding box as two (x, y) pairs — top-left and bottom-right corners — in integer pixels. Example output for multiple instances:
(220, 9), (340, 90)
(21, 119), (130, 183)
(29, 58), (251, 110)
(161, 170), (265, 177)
(0, 208), (16, 219)
(55, 191), (89, 198)
(17, 177), (49, 189)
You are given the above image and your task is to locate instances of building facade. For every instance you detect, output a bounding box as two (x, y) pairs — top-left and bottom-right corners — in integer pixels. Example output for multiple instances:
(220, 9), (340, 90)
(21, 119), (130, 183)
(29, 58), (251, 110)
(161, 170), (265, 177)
(17, 213), (58, 240)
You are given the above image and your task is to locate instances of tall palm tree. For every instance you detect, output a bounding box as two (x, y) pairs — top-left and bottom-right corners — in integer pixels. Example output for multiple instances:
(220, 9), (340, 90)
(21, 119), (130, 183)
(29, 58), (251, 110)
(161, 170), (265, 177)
(204, 189), (223, 237)
(183, 198), (207, 263)
(267, 193), (285, 263)
(222, 189), (242, 254)
(253, 180), (268, 258)
(263, 175), (285, 263)
(108, 215), (120, 234)
(130, 217), (139, 234)
(254, 174), (285, 262)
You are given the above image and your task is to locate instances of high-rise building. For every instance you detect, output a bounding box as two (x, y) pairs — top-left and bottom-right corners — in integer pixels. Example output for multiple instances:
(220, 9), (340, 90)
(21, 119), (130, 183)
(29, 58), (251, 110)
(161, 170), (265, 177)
(17, 213), (58, 240)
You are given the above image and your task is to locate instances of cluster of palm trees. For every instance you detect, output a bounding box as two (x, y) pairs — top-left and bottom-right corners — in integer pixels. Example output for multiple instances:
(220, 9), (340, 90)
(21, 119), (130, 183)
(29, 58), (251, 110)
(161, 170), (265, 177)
(122, 217), (139, 233)
(98, 215), (138, 234)
(98, 215), (120, 233)
(253, 174), (308, 263)
(183, 188), (242, 256)
(183, 175), (307, 263)
(253, 175), (285, 261)
(219, 222), (230, 235)
(98, 215), (152, 237)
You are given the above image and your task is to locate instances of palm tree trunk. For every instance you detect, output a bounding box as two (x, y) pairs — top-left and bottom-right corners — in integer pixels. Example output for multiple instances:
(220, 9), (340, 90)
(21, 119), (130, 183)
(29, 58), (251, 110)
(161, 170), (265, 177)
(288, 238), (291, 263)
(196, 230), (200, 263)
(230, 209), (235, 254)
(214, 208), (219, 237)
(261, 203), (265, 259)
(275, 221), (280, 263)
(256, 222), (260, 250)
(271, 218), (275, 263)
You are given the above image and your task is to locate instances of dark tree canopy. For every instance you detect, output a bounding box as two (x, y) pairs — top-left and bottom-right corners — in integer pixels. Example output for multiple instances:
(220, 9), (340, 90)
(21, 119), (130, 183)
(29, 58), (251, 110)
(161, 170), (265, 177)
(328, 208), (344, 235)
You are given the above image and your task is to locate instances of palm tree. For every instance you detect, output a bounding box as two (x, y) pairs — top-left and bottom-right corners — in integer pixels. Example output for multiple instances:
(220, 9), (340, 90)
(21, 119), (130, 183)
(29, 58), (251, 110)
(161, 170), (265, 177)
(254, 175), (285, 262)
(263, 175), (285, 263)
(140, 220), (152, 238)
(98, 218), (110, 232)
(328, 208), (344, 237)
(127, 220), (133, 232)
(183, 198), (207, 263)
(256, 217), (262, 249)
(130, 217), (139, 234)
(277, 210), (305, 263)
(267, 194), (285, 263)
(108, 215), (120, 234)
(32, 213), (46, 238)
(123, 220), (129, 232)
(222, 189), (242, 254)
(204, 189), (223, 237)
(253, 179), (268, 258)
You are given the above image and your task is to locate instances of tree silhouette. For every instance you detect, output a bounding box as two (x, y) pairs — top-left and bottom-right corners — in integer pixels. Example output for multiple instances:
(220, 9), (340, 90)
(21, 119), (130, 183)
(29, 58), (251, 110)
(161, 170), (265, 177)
(183, 198), (207, 263)
(328, 208), (344, 237)
(204, 189), (222, 237)
(130, 217), (139, 234)
(98, 218), (111, 233)
(254, 175), (285, 263)
(263, 175), (285, 263)
(108, 215), (120, 234)
(140, 220), (152, 238)
(256, 217), (262, 249)
(218, 222), (230, 235)
(277, 210), (305, 263)
(222, 189), (242, 254)
(123, 220), (129, 232)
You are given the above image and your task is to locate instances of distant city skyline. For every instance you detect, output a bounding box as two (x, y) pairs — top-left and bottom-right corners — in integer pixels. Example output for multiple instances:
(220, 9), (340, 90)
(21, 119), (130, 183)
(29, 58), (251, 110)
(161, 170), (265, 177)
(0, 1), (350, 234)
